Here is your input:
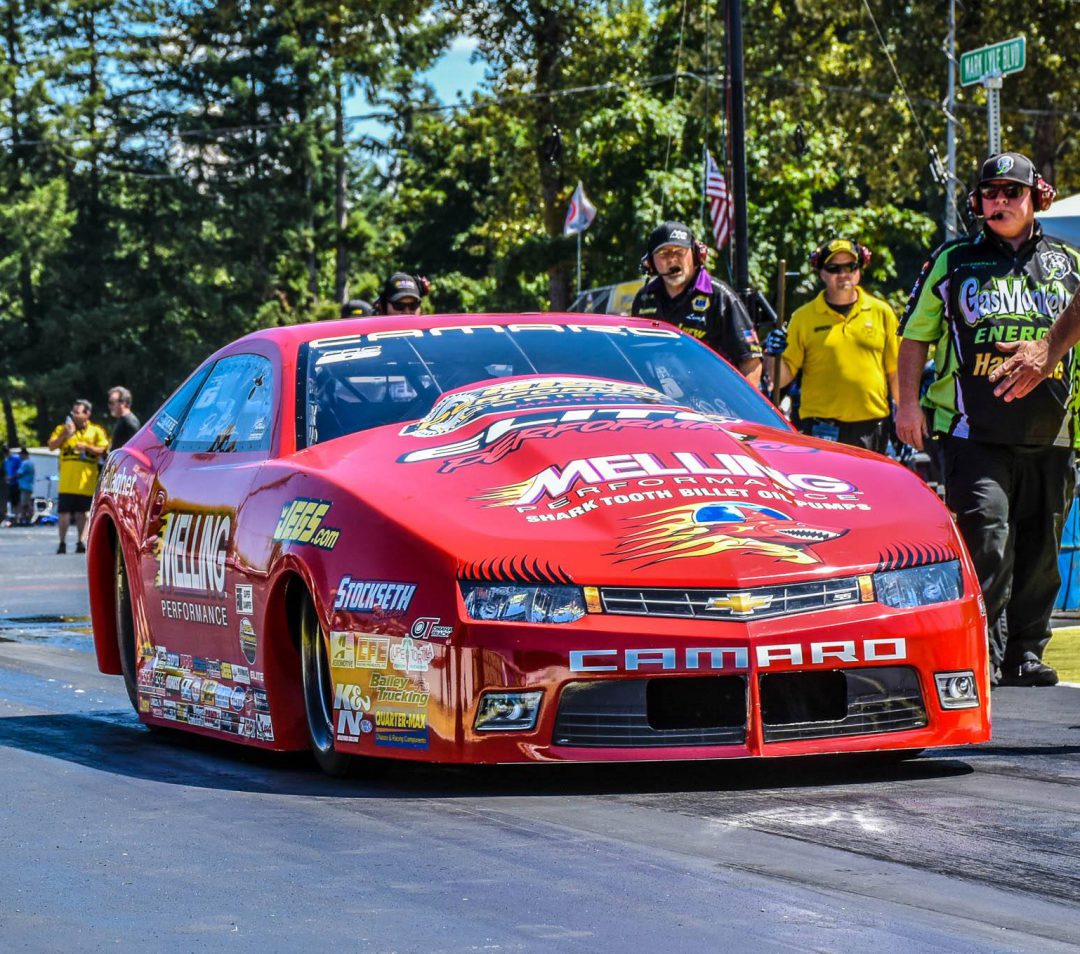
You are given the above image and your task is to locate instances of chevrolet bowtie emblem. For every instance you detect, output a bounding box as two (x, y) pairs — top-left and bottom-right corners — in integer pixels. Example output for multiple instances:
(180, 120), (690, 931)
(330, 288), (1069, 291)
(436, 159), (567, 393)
(706, 592), (775, 616)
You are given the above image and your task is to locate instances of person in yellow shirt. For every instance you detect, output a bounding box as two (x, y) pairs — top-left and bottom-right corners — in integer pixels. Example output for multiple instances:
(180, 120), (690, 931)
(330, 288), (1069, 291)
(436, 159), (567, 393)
(764, 238), (899, 453)
(46, 399), (110, 553)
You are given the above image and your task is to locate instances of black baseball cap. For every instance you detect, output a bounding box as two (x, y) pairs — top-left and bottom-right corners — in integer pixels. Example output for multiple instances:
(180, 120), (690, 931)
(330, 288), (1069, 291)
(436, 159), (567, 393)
(382, 272), (422, 303)
(340, 299), (373, 318)
(978, 152), (1036, 187)
(647, 221), (695, 255)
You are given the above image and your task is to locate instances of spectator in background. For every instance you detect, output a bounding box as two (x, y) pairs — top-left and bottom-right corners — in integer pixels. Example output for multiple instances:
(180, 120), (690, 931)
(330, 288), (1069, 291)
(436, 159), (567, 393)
(895, 151), (1080, 687)
(107, 386), (140, 450)
(1, 446), (9, 523)
(15, 448), (34, 525)
(4, 445), (19, 521)
(46, 399), (109, 553)
(764, 238), (898, 453)
(374, 273), (430, 316)
(631, 221), (762, 385)
(340, 299), (374, 318)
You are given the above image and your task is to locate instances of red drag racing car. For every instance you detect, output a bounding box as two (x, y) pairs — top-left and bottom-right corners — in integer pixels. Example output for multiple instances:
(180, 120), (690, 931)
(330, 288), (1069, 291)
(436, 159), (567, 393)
(87, 313), (990, 774)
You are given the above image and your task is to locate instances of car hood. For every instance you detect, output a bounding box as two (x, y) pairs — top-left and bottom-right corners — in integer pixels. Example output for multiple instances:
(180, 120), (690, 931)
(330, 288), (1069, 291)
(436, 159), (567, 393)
(309, 381), (960, 587)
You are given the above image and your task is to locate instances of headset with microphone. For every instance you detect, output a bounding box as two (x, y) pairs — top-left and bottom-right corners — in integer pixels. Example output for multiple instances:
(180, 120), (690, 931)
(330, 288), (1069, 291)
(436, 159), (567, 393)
(808, 239), (872, 272)
(640, 232), (710, 277)
(968, 159), (1056, 221)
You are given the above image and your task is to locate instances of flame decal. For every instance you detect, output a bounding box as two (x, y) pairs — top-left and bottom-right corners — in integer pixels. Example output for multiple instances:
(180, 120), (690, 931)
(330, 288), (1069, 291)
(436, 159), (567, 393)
(471, 478), (536, 507)
(609, 503), (846, 568)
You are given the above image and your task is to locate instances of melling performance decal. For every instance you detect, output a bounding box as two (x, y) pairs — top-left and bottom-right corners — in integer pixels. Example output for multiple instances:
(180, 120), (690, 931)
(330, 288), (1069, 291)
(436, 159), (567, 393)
(398, 407), (736, 472)
(474, 451), (863, 512)
(273, 498), (341, 549)
(156, 509), (232, 627)
(611, 502), (848, 567)
(401, 377), (684, 439)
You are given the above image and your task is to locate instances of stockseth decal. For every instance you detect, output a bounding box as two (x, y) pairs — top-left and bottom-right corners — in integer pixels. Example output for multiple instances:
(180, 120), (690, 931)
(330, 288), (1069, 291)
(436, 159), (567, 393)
(333, 577), (416, 615)
(569, 638), (907, 672)
(475, 452), (857, 509)
(235, 584), (253, 615)
(611, 502), (847, 567)
(401, 377), (683, 439)
(273, 498), (341, 549)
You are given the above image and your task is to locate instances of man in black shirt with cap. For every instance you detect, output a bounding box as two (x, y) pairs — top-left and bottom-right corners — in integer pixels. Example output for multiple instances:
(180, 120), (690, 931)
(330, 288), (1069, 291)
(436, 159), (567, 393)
(375, 272), (429, 316)
(631, 221), (762, 384)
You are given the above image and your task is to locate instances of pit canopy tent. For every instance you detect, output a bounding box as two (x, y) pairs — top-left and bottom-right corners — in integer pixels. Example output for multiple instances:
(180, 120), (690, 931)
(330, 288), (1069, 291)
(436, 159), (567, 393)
(1038, 193), (1080, 249)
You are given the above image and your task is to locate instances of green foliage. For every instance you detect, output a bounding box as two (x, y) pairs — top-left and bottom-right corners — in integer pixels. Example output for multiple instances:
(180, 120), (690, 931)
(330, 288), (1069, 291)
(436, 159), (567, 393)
(0, 0), (1076, 432)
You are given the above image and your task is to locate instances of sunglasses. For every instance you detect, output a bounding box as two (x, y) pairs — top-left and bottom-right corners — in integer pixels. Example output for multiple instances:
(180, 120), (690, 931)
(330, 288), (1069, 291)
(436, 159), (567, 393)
(979, 183), (1026, 201)
(823, 262), (860, 274)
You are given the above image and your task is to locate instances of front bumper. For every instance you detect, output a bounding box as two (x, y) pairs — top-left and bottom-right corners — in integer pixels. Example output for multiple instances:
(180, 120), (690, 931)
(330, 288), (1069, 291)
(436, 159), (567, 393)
(452, 595), (990, 763)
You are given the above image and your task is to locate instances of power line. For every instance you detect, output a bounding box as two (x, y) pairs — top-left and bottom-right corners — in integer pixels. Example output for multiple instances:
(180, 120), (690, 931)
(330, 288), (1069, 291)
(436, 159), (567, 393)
(2, 67), (1076, 155)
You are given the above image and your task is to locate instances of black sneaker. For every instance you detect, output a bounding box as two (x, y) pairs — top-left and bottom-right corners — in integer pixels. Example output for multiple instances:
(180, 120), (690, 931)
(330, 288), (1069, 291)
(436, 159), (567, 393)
(56, 541), (67, 554)
(75, 542), (86, 554)
(998, 653), (1059, 687)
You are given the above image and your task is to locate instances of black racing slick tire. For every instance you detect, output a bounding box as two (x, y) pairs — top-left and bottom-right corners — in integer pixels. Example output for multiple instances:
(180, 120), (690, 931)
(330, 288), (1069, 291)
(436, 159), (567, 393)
(115, 545), (139, 712)
(300, 595), (355, 777)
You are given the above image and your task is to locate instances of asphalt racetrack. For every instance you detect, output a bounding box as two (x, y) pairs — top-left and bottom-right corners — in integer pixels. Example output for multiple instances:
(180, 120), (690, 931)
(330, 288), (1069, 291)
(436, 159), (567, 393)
(1, 525), (1078, 952)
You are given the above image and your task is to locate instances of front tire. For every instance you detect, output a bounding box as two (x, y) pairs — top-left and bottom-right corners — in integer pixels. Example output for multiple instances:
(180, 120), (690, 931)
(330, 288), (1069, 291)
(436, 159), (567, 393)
(300, 594), (354, 777)
(115, 545), (139, 711)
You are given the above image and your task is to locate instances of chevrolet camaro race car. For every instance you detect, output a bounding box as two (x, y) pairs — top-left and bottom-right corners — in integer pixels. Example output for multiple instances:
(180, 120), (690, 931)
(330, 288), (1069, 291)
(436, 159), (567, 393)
(87, 313), (991, 775)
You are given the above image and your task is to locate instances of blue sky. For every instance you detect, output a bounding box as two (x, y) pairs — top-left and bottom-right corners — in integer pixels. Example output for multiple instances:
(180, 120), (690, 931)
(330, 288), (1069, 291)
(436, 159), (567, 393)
(347, 36), (487, 145)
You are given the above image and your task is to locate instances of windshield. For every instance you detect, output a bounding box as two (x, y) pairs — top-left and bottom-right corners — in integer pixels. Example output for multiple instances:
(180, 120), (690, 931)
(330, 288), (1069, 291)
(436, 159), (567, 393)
(303, 322), (785, 446)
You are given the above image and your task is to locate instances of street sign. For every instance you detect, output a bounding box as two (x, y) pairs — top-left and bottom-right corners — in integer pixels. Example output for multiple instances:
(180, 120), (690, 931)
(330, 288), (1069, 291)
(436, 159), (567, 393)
(960, 36), (1026, 87)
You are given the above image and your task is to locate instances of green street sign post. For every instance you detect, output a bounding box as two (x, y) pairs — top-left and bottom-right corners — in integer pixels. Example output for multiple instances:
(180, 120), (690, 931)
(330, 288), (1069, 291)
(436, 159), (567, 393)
(959, 36), (1026, 155)
(960, 36), (1026, 86)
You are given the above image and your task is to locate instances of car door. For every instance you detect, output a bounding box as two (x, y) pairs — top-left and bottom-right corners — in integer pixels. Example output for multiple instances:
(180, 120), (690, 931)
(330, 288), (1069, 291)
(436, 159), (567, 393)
(138, 351), (275, 730)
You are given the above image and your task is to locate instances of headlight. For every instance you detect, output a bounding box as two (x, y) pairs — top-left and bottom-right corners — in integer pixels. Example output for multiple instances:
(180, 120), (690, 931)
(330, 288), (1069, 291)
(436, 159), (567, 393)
(874, 560), (962, 609)
(475, 691), (543, 731)
(460, 583), (586, 623)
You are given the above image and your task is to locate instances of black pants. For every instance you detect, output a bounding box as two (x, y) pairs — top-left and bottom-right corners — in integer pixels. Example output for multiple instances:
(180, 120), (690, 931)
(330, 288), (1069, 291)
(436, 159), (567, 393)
(797, 417), (889, 454)
(940, 437), (1075, 670)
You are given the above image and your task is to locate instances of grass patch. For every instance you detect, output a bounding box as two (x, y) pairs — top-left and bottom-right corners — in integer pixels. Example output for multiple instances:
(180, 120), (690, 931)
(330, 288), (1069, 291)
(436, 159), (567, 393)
(1046, 626), (1080, 683)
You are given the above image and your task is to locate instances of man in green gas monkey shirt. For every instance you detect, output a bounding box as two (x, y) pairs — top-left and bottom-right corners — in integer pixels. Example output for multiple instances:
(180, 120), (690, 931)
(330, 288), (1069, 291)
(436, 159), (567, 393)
(895, 151), (1080, 688)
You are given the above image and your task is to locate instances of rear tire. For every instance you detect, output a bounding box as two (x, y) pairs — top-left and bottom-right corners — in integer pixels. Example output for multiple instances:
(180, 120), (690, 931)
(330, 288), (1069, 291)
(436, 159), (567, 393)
(115, 544), (139, 712)
(300, 594), (355, 777)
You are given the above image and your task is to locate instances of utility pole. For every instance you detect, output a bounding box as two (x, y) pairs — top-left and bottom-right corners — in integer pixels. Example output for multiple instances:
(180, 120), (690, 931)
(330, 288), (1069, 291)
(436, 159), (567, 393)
(944, 0), (958, 240)
(726, 0), (751, 303)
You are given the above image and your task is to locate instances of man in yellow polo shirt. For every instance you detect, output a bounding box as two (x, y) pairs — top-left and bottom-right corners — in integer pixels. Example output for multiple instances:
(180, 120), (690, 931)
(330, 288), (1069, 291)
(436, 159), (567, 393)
(46, 398), (110, 553)
(765, 238), (898, 452)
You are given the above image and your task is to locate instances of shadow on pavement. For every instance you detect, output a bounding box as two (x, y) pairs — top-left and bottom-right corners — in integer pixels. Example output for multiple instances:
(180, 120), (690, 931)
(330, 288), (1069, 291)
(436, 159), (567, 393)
(0, 708), (977, 799)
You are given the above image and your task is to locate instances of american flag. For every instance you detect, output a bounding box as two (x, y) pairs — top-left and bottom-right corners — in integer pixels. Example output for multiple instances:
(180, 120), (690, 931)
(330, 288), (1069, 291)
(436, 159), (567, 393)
(704, 150), (733, 250)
